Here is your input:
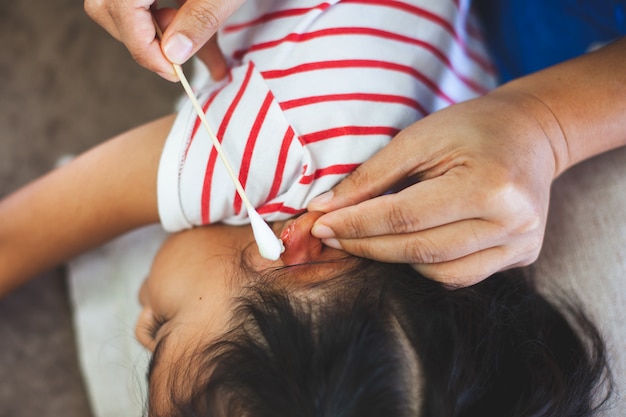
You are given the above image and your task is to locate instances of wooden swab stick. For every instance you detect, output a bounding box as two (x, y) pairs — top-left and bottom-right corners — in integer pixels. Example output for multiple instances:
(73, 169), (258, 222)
(153, 20), (284, 260)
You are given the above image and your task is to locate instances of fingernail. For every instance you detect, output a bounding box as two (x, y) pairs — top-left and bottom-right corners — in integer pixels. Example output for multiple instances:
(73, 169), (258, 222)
(164, 33), (193, 64)
(323, 238), (342, 250)
(309, 191), (334, 207)
(311, 224), (335, 239)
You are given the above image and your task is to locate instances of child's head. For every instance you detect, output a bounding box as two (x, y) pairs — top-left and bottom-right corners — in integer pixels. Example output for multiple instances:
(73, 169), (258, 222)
(136, 213), (611, 416)
(135, 212), (357, 352)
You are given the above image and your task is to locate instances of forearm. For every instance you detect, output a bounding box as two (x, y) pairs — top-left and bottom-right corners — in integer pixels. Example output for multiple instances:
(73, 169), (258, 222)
(0, 115), (173, 296)
(492, 37), (626, 176)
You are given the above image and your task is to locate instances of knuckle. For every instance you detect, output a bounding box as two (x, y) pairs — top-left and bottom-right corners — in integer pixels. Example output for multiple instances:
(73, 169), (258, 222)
(338, 165), (374, 194)
(516, 240), (542, 267)
(84, 0), (107, 22)
(83, 0), (98, 18)
(386, 204), (419, 234)
(345, 240), (377, 260)
(486, 181), (519, 211)
(84, 0), (123, 41)
(187, 3), (222, 30)
(403, 236), (440, 264)
(127, 47), (152, 67)
(342, 211), (371, 239)
(516, 257), (536, 268)
(515, 212), (542, 236)
(488, 182), (543, 235)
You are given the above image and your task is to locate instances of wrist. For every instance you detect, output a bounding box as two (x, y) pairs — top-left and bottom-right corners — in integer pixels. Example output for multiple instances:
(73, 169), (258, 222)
(488, 38), (626, 176)
(486, 87), (570, 179)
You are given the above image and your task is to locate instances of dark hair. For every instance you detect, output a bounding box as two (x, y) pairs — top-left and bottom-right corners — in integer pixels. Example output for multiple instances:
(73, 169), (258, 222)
(149, 261), (611, 417)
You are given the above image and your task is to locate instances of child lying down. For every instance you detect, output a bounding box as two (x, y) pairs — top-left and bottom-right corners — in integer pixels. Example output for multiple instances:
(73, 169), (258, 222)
(138, 219), (609, 416)
(0, 0), (610, 415)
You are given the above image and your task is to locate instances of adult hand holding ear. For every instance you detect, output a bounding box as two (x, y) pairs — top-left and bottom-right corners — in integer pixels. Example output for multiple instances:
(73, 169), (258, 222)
(309, 92), (558, 287)
(309, 37), (626, 287)
(84, 0), (244, 81)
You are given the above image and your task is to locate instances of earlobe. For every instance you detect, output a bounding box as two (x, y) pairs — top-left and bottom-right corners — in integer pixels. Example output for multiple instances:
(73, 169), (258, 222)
(280, 211), (325, 265)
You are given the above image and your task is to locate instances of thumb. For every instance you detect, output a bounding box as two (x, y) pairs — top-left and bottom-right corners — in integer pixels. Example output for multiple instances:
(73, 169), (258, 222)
(161, 0), (244, 65)
(308, 136), (416, 212)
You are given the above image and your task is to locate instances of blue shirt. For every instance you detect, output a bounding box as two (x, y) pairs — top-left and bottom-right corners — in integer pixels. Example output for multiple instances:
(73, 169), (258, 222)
(474, 0), (626, 82)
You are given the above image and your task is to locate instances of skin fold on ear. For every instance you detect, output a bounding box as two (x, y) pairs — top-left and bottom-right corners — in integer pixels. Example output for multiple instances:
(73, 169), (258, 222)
(280, 211), (326, 265)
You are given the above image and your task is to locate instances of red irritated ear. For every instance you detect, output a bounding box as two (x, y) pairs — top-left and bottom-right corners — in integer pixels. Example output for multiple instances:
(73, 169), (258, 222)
(280, 211), (326, 265)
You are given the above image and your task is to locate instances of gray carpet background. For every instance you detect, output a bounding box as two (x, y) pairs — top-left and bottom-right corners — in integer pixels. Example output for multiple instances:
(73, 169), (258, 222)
(0, 1), (179, 415)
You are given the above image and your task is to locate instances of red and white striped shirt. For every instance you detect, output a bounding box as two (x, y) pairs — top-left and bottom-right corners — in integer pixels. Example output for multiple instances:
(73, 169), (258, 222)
(157, 0), (496, 230)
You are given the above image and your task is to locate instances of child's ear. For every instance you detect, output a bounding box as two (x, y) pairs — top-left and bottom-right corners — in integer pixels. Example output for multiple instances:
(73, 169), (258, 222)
(280, 211), (325, 265)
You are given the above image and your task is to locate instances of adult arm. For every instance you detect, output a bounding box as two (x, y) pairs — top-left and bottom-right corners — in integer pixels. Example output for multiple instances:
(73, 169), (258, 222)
(84, 0), (243, 81)
(0, 115), (174, 297)
(309, 37), (626, 286)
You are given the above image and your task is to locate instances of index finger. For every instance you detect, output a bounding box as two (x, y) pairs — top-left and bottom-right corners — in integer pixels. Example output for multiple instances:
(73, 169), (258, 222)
(312, 172), (480, 240)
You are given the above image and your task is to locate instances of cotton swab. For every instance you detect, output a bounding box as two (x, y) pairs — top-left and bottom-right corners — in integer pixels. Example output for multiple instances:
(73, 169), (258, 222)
(153, 21), (284, 260)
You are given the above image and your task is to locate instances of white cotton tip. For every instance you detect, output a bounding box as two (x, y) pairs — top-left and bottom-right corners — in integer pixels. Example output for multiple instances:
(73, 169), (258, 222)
(248, 208), (285, 261)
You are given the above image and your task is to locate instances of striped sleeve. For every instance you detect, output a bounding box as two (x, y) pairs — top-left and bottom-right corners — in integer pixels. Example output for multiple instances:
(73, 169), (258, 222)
(158, 62), (309, 229)
(158, 0), (497, 230)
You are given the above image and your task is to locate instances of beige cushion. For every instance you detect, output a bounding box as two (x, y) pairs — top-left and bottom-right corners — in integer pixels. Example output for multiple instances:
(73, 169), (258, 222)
(534, 146), (626, 414)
